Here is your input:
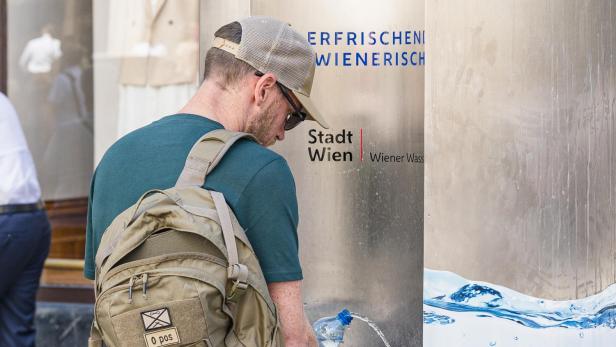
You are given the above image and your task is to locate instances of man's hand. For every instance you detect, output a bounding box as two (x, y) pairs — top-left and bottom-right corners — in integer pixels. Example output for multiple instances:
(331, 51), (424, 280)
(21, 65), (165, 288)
(268, 280), (317, 347)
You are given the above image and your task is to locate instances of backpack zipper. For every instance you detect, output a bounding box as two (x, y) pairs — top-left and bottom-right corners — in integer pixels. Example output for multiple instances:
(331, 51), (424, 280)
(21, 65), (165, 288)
(97, 269), (217, 306)
(102, 252), (227, 291)
(128, 275), (136, 304)
(142, 273), (149, 299)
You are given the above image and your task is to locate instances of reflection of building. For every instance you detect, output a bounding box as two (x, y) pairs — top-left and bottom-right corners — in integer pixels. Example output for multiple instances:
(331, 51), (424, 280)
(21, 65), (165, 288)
(5, 0), (95, 305)
(108, 0), (199, 136)
(3, 0), (202, 300)
(44, 63), (93, 200)
(42, 38), (93, 201)
(2, 5), (111, 343)
(4, 1), (203, 341)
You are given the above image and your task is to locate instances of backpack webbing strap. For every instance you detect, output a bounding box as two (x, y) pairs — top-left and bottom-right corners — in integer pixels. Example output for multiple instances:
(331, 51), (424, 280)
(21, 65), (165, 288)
(88, 319), (103, 347)
(175, 129), (256, 188)
(211, 191), (249, 300)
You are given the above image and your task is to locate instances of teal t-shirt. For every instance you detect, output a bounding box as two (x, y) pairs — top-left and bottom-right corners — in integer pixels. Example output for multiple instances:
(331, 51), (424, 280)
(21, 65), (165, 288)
(83, 114), (302, 283)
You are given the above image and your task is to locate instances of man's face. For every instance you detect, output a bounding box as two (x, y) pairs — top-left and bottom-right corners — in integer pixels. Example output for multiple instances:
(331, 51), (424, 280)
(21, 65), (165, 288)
(245, 75), (295, 147)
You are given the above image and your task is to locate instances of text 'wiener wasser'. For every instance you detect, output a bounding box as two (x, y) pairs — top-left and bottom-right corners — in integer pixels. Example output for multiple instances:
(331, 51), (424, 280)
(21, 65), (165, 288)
(369, 152), (423, 163)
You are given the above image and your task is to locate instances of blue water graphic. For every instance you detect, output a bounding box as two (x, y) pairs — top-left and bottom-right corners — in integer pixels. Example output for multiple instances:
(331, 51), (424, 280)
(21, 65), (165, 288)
(423, 269), (616, 330)
(450, 284), (504, 307)
(423, 311), (455, 325)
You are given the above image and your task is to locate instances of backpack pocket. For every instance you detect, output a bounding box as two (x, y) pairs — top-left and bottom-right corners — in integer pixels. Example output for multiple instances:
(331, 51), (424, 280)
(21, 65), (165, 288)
(110, 297), (210, 347)
(97, 269), (229, 347)
(227, 288), (283, 347)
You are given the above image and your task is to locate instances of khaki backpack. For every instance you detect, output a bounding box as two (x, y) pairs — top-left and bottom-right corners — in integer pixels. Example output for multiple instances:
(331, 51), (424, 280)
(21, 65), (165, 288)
(89, 130), (284, 347)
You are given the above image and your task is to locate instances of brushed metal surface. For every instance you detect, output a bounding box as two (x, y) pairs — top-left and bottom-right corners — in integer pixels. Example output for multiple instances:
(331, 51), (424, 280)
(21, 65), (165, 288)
(201, 0), (425, 345)
(425, 0), (616, 300)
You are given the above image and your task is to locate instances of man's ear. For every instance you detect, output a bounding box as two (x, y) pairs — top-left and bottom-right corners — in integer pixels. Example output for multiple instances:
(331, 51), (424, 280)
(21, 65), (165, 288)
(254, 72), (278, 106)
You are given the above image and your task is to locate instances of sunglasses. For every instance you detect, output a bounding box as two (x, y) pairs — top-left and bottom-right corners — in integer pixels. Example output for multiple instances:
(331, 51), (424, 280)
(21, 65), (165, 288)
(255, 71), (307, 130)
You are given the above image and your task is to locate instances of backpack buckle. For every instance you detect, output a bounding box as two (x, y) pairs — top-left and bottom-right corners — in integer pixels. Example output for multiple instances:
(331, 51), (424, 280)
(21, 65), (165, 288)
(227, 264), (249, 301)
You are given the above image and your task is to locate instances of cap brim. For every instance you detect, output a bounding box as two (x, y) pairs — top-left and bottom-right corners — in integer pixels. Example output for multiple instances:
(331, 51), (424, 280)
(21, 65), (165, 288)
(293, 92), (329, 129)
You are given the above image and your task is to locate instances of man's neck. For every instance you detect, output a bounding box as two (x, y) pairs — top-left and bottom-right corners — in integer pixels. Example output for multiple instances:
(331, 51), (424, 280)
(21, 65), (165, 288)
(179, 80), (246, 132)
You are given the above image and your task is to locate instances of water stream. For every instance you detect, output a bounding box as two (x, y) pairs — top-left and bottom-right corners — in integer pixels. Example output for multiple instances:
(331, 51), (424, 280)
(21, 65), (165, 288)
(349, 313), (392, 347)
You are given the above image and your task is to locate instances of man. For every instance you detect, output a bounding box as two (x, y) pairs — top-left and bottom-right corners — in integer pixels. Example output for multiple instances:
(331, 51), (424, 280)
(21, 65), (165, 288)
(0, 92), (51, 347)
(18, 24), (62, 75)
(84, 17), (329, 346)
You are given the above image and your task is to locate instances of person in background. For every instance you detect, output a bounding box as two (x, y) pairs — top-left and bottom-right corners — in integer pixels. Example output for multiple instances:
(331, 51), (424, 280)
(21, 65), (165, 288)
(18, 24), (62, 75)
(44, 38), (93, 199)
(0, 92), (51, 347)
(18, 24), (63, 152)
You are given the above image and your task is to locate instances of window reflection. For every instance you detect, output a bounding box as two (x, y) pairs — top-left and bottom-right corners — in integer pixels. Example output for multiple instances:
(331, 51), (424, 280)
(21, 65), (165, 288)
(8, 0), (93, 284)
(19, 25), (62, 75)
(105, 0), (199, 137)
(8, 0), (93, 201)
(6, 0), (200, 285)
(44, 37), (93, 199)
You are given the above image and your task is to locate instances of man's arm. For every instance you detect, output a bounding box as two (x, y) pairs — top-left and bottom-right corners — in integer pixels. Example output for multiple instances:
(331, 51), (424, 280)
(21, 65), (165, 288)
(268, 280), (317, 347)
(233, 157), (312, 344)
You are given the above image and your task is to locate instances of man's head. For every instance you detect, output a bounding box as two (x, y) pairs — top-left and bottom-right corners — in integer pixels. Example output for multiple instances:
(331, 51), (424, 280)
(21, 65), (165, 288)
(201, 17), (328, 146)
(41, 24), (56, 37)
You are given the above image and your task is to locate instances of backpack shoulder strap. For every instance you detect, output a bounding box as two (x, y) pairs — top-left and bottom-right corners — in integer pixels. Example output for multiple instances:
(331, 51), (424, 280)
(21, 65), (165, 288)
(175, 129), (256, 188)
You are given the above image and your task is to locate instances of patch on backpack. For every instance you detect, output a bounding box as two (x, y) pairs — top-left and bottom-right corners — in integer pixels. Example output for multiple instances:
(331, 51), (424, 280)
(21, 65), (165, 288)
(141, 308), (173, 331)
(144, 327), (180, 347)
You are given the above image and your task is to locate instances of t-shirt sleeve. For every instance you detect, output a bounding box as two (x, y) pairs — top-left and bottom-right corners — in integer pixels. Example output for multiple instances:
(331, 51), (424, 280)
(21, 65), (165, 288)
(236, 158), (302, 283)
(83, 170), (97, 280)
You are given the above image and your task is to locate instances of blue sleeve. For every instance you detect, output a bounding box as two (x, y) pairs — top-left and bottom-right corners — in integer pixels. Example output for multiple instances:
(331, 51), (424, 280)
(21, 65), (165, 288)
(236, 158), (302, 283)
(83, 170), (96, 280)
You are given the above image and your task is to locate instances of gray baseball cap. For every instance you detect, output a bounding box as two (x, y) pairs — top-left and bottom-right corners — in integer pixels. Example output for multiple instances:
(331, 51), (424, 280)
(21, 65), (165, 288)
(212, 16), (329, 129)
